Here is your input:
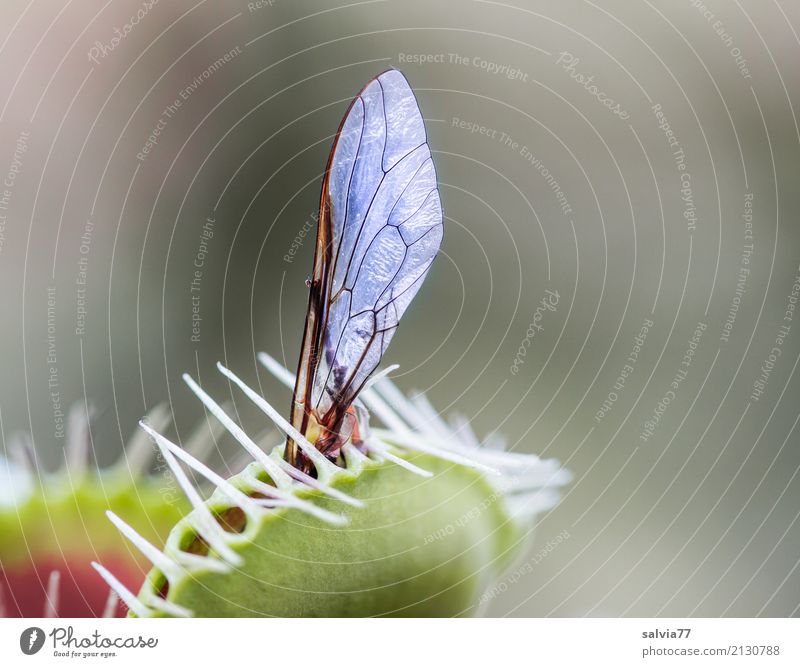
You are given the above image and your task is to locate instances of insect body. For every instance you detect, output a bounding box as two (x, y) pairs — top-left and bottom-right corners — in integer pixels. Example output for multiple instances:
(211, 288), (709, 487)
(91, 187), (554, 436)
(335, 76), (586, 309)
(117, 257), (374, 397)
(286, 69), (443, 473)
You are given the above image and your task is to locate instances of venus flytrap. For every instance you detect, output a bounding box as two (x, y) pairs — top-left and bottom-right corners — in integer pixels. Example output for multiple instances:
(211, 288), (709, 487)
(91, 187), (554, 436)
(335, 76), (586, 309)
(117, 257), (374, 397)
(91, 69), (570, 617)
(91, 356), (569, 617)
(0, 403), (227, 617)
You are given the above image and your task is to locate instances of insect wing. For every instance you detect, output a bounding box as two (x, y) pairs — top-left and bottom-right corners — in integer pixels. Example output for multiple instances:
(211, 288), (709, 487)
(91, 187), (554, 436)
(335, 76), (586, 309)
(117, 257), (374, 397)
(313, 70), (443, 426)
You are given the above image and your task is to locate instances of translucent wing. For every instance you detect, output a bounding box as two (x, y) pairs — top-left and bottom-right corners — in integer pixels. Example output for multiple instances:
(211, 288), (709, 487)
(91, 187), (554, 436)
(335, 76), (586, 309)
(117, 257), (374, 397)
(286, 69), (443, 467)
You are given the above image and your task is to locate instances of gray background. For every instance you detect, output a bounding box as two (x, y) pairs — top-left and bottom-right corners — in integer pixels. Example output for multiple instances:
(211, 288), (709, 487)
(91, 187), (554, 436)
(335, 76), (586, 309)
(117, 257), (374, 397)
(0, 0), (798, 616)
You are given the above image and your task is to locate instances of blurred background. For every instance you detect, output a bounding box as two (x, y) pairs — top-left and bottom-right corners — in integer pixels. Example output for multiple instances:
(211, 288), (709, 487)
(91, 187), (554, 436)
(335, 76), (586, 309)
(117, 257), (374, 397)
(0, 0), (798, 616)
